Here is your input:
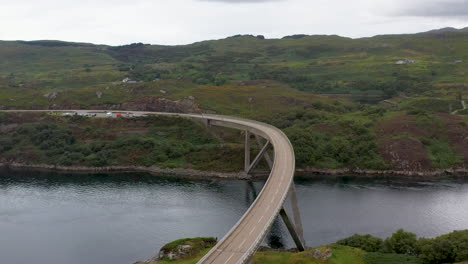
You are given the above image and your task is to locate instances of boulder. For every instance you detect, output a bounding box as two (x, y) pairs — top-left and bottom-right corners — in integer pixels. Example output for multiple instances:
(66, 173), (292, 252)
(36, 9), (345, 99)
(137, 237), (217, 263)
(305, 247), (333, 260)
(43, 92), (59, 101)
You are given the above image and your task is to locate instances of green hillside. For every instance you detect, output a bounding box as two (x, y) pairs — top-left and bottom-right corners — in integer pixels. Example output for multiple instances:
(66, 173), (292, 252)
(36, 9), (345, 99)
(1, 30), (467, 172)
(1, 30), (467, 104)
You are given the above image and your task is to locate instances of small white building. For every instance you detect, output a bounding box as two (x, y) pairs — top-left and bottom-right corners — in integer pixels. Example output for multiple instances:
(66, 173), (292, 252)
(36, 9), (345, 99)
(395, 59), (415, 65)
(122, 77), (138, 83)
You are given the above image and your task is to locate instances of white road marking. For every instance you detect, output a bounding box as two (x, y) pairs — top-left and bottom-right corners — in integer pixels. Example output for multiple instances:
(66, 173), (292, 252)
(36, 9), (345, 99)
(237, 239), (247, 250)
(257, 215), (264, 224)
(224, 253), (235, 264)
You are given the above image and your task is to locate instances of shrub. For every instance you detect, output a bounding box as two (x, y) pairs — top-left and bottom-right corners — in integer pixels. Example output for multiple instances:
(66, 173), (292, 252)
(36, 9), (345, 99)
(337, 234), (383, 252)
(416, 230), (468, 264)
(382, 229), (418, 255)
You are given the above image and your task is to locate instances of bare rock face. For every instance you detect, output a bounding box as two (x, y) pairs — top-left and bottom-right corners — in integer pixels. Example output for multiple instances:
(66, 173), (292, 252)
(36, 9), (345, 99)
(305, 247), (333, 260)
(120, 97), (201, 113)
(158, 244), (195, 261)
(135, 238), (217, 264)
(96, 91), (103, 99)
(48, 103), (81, 110)
(156, 238), (216, 261)
(43, 92), (59, 102)
(40, 96), (200, 113)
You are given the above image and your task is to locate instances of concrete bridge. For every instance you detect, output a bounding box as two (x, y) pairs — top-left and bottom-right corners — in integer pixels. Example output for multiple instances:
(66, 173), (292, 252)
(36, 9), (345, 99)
(1, 110), (306, 264)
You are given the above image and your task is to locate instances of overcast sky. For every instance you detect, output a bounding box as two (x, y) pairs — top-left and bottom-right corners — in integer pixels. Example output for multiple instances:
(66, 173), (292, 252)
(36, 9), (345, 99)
(1, 0), (467, 45)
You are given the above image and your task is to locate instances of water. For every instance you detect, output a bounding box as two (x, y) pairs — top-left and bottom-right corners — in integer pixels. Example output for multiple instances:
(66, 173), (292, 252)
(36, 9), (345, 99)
(0, 170), (467, 264)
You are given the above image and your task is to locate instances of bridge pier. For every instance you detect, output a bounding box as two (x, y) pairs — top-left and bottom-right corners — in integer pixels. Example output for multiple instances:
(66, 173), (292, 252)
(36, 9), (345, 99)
(244, 130), (251, 172)
(279, 207), (305, 251)
(289, 184), (305, 245)
(255, 135), (273, 169)
(246, 139), (270, 174)
(244, 131), (271, 174)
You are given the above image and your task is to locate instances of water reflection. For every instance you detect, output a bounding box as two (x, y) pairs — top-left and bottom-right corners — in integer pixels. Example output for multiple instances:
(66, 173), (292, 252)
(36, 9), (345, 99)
(1, 170), (467, 264)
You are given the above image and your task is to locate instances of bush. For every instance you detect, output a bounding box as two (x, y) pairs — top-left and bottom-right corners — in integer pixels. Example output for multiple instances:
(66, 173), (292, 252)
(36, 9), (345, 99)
(337, 234), (383, 252)
(337, 230), (468, 263)
(416, 230), (468, 264)
(382, 229), (418, 255)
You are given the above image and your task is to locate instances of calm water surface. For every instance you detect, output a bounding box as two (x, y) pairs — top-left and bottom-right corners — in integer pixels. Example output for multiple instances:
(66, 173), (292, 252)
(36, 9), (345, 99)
(0, 170), (467, 264)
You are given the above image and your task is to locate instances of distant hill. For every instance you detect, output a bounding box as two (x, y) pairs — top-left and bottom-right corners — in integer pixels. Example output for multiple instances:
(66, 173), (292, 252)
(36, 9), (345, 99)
(0, 28), (467, 109)
(420, 27), (468, 34)
(1, 28), (467, 172)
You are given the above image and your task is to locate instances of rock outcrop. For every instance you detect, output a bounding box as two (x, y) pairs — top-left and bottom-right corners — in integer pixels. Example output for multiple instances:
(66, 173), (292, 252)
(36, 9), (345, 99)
(305, 247), (333, 260)
(2, 96), (201, 113)
(134, 237), (217, 264)
(118, 97), (200, 113)
(43, 92), (59, 101)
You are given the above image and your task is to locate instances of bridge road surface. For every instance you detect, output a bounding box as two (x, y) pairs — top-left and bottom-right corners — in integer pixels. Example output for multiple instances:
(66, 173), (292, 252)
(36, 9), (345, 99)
(1, 110), (297, 264)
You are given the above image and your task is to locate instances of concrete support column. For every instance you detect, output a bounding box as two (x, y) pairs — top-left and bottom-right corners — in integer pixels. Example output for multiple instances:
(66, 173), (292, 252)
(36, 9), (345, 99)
(244, 130), (251, 172)
(246, 140), (270, 174)
(279, 208), (305, 251)
(289, 184), (305, 245)
(255, 135), (273, 169)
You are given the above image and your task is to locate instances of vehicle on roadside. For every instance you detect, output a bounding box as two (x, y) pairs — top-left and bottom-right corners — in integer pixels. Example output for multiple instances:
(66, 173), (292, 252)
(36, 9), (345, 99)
(106, 112), (113, 117)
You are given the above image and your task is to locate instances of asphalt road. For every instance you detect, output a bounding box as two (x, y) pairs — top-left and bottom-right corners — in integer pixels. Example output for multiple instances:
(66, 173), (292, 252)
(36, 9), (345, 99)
(1, 110), (296, 264)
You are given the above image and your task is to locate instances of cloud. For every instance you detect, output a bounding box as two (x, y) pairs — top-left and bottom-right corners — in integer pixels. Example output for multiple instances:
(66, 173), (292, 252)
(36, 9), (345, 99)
(198, 0), (283, 3)
(392, 0), (468, 17)
(1, 0), (466, 45)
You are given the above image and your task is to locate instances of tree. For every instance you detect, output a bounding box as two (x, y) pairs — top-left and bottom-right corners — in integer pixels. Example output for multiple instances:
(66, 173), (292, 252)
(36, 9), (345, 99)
(337, 234), (383, 252)
(382, 229), (418, 254)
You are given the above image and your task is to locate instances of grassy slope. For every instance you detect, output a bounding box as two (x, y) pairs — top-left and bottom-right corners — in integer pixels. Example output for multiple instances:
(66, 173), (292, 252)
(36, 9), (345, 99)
(1, 32), (467, 171)
(149, 244), (417, 264)
(1, 32), (468, 100)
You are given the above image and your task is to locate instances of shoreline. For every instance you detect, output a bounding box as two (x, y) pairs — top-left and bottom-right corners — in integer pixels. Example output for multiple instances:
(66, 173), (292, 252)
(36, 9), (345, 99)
(0, 162), (466, 180)
(0, 162), (247, 180)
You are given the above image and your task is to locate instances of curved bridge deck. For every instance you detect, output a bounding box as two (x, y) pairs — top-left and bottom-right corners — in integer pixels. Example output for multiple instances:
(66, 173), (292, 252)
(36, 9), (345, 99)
(1, 110), (297, 264)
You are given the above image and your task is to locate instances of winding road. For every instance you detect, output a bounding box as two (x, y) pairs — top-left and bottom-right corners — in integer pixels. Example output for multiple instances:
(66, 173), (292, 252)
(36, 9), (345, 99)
(1, 110), (297, 264)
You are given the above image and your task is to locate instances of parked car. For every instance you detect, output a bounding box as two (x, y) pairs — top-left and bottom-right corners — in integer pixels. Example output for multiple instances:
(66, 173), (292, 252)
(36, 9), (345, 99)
(106, 112), (113, 117)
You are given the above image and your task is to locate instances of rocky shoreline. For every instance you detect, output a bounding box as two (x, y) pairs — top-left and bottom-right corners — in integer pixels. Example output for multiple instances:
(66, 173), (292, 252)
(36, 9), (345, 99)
(0, 162), (466, 180)
(296, 167), (468, 179)
(0, 162), (247, 179)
